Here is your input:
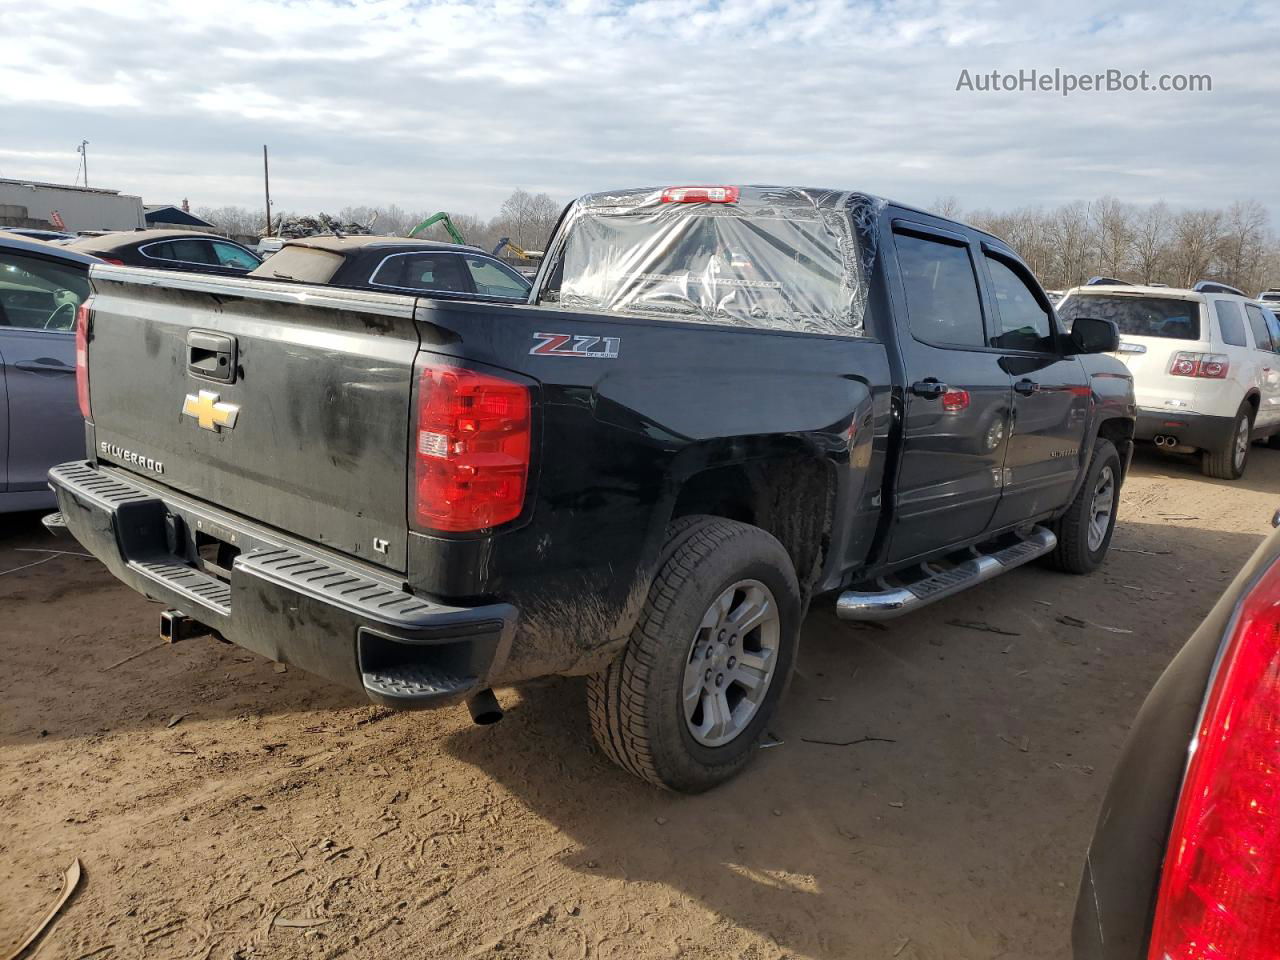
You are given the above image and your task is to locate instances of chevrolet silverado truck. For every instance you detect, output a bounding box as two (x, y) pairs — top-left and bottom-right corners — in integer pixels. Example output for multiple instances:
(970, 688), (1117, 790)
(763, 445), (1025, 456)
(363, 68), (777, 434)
(47, 185), (1134, 792)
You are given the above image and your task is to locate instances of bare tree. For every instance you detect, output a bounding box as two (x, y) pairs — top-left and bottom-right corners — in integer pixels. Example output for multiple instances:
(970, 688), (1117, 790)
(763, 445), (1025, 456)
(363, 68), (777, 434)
(1169, 209), (1224, 287)
(493, 189), (561, 250)
(931, 195), (962, 219)
(195, 205), (267, 237)
(1131, 202), (1171, 284)
(1047, 202), (1095, 289)
(1092, 197), (1134, 280)
(1217, 200), (1270, 293)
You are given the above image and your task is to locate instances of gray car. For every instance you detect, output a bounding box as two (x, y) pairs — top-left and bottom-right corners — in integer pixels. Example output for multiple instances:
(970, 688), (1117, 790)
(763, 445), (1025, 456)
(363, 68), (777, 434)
(0, 232), (98, 511)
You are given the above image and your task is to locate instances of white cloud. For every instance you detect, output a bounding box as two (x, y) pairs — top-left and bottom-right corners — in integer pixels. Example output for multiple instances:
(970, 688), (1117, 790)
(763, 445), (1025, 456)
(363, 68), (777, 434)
(1, 0), (1276, 221)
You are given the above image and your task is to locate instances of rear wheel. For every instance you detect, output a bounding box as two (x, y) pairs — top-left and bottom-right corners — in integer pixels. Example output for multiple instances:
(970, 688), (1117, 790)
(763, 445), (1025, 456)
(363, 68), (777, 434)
(1266, 432), (1280, 450)
(1048, 437), (1121, 574)
(587, 516), (801, 792)
(1201, 403), (1253, 480)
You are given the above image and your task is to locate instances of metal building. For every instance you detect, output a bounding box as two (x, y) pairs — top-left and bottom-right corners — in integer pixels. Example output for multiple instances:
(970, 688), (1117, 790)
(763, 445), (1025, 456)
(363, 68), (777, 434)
(0, 178), (145, 232)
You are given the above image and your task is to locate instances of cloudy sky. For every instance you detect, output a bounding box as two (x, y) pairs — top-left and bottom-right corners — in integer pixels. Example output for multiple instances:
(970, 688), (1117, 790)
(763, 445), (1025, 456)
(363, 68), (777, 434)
(3, 0), (1277, 220)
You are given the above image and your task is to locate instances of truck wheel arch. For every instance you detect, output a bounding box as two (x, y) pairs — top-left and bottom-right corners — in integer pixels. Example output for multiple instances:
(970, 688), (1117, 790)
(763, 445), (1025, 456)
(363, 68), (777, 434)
(1095, 416), (1135, 478)
(668, 453), (835, 603)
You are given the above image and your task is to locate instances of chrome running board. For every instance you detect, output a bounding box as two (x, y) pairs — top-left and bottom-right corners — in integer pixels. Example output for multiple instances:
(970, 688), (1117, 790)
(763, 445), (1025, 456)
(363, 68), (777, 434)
(835, 526), (1057, 621)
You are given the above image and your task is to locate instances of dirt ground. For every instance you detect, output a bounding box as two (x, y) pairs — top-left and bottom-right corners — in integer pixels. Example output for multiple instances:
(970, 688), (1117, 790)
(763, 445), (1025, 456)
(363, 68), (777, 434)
(2, 446), (1274, 960)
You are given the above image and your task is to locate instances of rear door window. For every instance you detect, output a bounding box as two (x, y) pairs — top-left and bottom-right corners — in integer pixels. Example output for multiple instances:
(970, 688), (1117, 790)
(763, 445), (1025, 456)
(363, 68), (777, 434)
(370, 253), (470, 293)
(983, 253), (1056, 352)
(143, 239), (216, 265)
(1215, 300), (1248, 346)
(210, 241), (261, 270)
(894, 231), (986, 348)
(464, 257), (531, 299)
(1246, 303), (1276, 352)
(1266, 310), (1280, 347)
(1057, 295), (1202, 340)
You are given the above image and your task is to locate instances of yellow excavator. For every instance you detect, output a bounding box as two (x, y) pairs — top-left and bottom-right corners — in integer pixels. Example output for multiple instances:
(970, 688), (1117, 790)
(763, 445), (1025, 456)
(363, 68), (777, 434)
(491, 237), (543, 261)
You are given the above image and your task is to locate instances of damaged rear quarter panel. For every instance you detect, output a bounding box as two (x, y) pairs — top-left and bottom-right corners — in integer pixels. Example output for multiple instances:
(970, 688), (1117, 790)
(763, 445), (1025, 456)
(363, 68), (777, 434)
(405, 300), (886, 682)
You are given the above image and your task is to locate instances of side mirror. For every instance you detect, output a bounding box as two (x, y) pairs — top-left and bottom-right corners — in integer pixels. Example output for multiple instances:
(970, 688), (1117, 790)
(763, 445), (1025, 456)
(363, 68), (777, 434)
(1069, 316), (1120, 355)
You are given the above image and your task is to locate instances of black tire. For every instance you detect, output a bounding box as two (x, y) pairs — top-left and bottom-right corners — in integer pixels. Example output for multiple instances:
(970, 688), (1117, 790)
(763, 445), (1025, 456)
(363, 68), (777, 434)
(1201, 403), (1253, 480)
(587, 515), (801, 792)
(1266, 432), (1280, 450)
(1047, 437), (1121, 575)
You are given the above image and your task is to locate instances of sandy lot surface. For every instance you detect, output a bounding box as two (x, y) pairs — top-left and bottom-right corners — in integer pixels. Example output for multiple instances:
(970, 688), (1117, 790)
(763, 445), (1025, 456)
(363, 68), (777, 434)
(2, 447), (1274, 960)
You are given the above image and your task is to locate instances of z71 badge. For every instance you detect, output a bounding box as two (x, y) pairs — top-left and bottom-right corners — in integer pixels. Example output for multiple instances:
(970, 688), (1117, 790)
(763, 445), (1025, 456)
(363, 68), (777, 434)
(530, 332), (620, 359)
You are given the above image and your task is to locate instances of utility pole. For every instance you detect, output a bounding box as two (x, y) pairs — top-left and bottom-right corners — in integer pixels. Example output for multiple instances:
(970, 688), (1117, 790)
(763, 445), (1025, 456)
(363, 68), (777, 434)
(263, 145), (273, 237)
(77, 140), (89, 186)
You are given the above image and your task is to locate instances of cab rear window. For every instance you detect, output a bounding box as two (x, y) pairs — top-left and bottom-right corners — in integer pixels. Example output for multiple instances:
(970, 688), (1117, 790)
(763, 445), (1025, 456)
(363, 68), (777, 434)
(1057, 295), (1202, 340)
(548, 188), (878, 336)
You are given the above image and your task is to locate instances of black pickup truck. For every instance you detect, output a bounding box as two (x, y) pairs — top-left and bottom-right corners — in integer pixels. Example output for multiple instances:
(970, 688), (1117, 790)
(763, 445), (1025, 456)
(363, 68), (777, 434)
(49, 185), (1134, 791)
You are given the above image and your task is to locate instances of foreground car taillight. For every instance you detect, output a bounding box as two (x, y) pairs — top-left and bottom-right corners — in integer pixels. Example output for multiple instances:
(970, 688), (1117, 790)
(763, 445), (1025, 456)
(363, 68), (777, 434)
(1170, 351), (1229, 379)
(1148, 557), (1280, 959)
(412, 362), (532, 533)
(75, 301), (92, 420)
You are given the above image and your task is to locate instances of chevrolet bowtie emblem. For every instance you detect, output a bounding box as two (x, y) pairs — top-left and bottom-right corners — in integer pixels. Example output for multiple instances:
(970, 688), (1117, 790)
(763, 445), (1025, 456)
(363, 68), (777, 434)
(182, 390), (240, 432)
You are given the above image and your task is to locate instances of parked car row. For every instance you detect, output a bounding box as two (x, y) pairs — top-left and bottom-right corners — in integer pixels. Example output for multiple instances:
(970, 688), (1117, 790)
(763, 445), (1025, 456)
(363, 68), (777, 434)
(1058, 280), (1280, 479)
(58, 229), (533, 302)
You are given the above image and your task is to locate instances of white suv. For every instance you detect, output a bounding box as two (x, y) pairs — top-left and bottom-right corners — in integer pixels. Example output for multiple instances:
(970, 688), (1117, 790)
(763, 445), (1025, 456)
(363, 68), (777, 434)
(1057, 281), (1280, 479)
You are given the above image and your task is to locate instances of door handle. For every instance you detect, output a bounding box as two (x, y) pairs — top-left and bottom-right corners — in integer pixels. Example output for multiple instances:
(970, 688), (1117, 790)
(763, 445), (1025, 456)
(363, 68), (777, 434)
(15, 358), (74, 374)
(187, 330), (237, 383)
(910, 379), (948, 400)
(1013, 378), (1040, 396)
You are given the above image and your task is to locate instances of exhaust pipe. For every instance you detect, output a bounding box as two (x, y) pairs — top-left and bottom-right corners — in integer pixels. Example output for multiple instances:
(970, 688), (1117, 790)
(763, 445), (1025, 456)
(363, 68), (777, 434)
(466, 688), (503, 725)
(1154, 435), (1170, 446)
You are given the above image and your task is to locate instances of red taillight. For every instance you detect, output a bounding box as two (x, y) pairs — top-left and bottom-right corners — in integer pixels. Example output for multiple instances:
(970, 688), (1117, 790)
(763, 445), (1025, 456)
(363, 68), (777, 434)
(941, 388), (970, 411)
(1170, 351), (1229, 379)
(1148, 557), (1280, 959)
(75, 301), (91, 420)
(100, 257), (124, 266)
(660, 186), (740, 204)
(412, 363), (531, 533)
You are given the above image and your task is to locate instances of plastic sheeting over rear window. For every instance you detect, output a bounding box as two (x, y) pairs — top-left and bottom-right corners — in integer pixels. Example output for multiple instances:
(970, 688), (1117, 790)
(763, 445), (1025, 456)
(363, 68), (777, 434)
(550, 187), (882, 336)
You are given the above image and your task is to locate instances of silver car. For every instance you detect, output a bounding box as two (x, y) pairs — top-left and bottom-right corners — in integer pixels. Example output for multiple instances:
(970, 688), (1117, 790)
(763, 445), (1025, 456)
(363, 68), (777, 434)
(0, 232), (98, 511)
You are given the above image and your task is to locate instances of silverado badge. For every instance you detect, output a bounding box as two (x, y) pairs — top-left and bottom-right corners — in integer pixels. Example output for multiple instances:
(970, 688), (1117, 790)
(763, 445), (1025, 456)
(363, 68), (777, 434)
(182, 390), (239, 432)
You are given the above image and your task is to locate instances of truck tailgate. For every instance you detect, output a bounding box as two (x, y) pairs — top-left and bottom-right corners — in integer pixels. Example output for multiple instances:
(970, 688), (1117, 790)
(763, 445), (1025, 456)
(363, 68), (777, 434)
(84, 267), (422, 572)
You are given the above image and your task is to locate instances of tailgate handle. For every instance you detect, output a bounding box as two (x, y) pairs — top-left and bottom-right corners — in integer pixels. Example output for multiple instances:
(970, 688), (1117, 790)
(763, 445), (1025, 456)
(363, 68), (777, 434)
(187, 330), (237, 383)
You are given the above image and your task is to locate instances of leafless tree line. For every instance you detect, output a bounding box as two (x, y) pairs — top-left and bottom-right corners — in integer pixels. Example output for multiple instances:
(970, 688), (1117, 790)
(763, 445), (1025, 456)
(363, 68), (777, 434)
(935, 196), (1279, 294)
(196, 189), (562, 257)
(199, 189), (1279, 296)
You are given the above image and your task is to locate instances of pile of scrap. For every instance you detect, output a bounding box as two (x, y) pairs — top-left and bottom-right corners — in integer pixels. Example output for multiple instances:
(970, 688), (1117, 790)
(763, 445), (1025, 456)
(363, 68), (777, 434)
(273, 214), (372, 239)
